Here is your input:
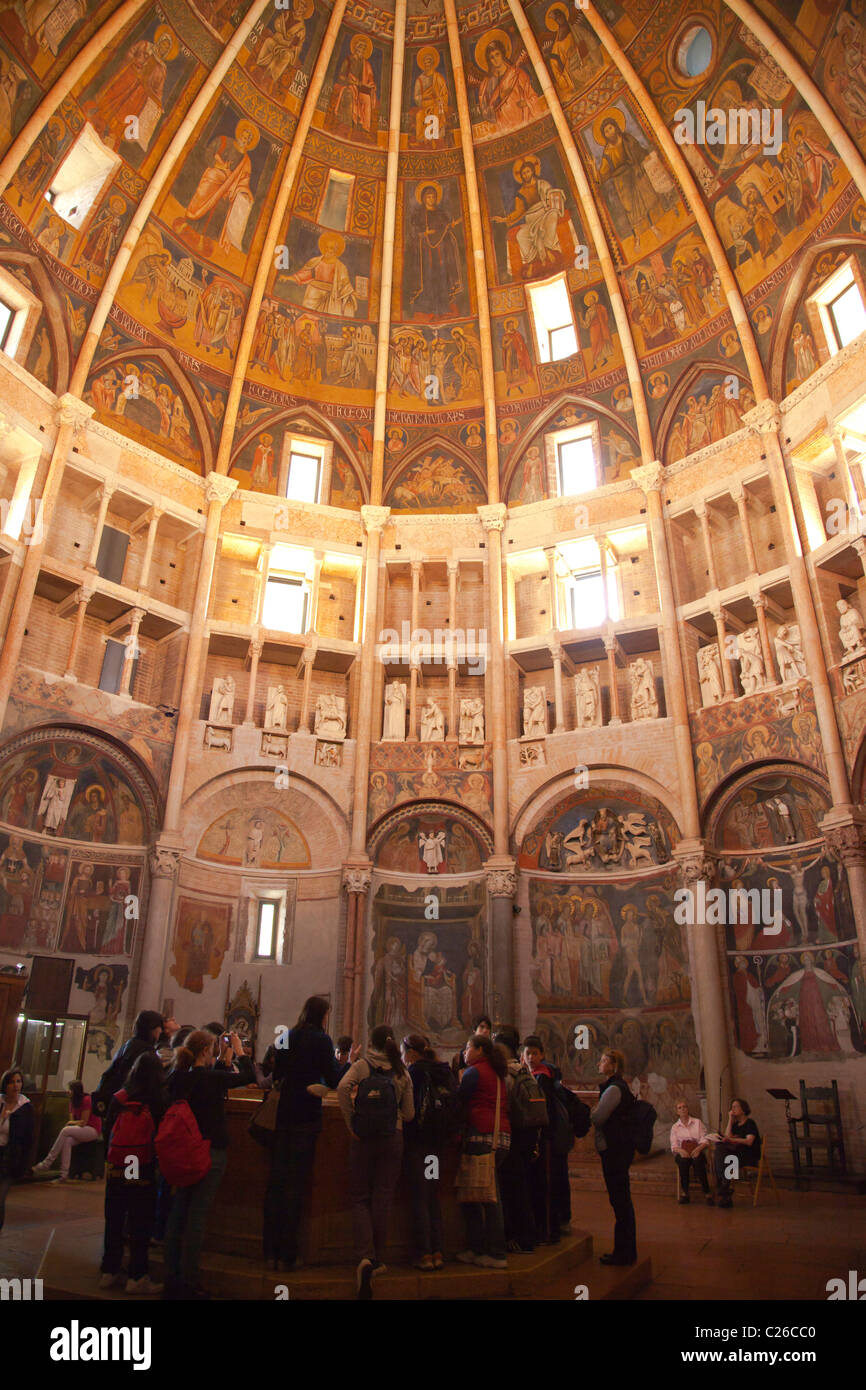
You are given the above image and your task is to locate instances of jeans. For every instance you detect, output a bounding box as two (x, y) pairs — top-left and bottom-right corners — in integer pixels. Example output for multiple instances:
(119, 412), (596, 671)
(676, 1151), (710, 1193)
(349, 1131), (404, 1264)
(529, 1135), (571, 1241)
(405, 1140), (443, 1258)
(163, 1147), (228, 1291)
(152, 1176), (172, 1241)
(461, 1148), (507, 1260)
(500, 1128), (537, 1251)
(601, 1148), (636, 1260)
(263, 1122), (321, 1262)
(41, 1124), (101, 1177)
(102, 1177), (157, 1279)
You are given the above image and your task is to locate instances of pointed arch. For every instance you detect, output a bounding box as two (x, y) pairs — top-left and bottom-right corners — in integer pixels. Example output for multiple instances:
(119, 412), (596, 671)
(502, 391), (640, 501)
(656, 358), (751, 464)
(84, 346), (214, 472)
(383, 431), (487, 511)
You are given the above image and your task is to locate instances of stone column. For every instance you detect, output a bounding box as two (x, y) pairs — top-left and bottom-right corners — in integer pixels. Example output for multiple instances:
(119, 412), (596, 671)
(163, 473), (238, 832)
(86, 482), (115, 568)
(309, 550), (324, 633)
(352, 559), (363, 644)
(711, 603), (736, 698)
(342, 864), (371, 1037)
(254, 542), (271, 626)
(349, 507), (389, 857)
(545, 546), (560, 630)
(299, 646), (315, 732)
(831, 427), (864, 517)
(63, 581), (94, 680)
(822, 812), (866, 958)
(408, 558), (422, 739)
(243, 637), (263, 726)
(446, 558), (458, 741)
(752, 592), (776, 686)
(2, 450), (40, 542)
(118, 607), (145, 697)
(673, 842), (732, 1129)
(731, 483), (759, 574)
(478, 505), (509, 858)
(136, 842), (182, 1012)
(603, 633), (620, 725)
(550, 640), (565, 733)
(695, 501), (718, 591)
(137, 506), (163, 593)
(485, 861), (518, 1026)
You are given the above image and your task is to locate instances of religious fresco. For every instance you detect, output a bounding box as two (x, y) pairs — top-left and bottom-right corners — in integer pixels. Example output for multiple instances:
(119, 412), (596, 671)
(243, 0), (326, 109)
(529, 1), (606, 103)
(57, 860), (141, 956)
(170, 895), (233, 994)
(729, 944), (865, 1059)
(492, 311), (537, 400)
(661, 370), (752, 463)
(0, 734), (152, 845)
(74, 961), (128, 1031)
(0, 40), (37, 155)
(373, 810), (486, 875)
(625, 236), (727, 354)
(320, 27), (389, 147)
(274, 218), (371, 320)
(384, 449), (485, 511)
(711, 769), (831, 853)
(780, 247), (865, 395)
(0, 0), (92, 73)
(403, 43), (455, 147)
(0, 830), (66, 951)
(820, 2), (866, 155)
(461, 21), (546, 140)
(504, 403), (640, 503)
(328, 450), (364, 508)
(368, 881), (486, 1048)
(367, 744), (493, 826)
(690, 687), (827, 804)
(520, 788), (677, 874)
(401, 178), (470, 320)
(482, 145), (583, 285)
(581, 101), (685, 260)
(85, 354), (206, 470)
(229, 423), (283, 494)
(248, 298), (376, 394)
(197, 806), (310, 869)
(387, 320), (483, 408)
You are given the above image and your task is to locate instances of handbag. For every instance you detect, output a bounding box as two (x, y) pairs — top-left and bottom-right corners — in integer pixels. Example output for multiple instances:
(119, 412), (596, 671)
(248, 1084), (280, 1147)
(455, 1079), (501, 1205)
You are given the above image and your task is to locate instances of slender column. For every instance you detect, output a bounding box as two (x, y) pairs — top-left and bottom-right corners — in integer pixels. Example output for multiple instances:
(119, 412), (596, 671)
(674, 846), (732, 1131)
(486, 866), (519, 1026)
(136, 846), (181, 1011)
(2, 451), (40, 542)
(550, 641), (565, 734)
(603, 634), (620, 725)
(545, 547), (559, 630)
(352, 562), (363, 644)
(299, 648), (315, 733)
(408, 558), (422, 739)
(63, 583), (94, 680)
(350, 508), (390, 856)
(478, 507), (510, 856)
(752, 593), (776, 686)
(243, 638), (263, 725)
(138, 507), (163, 593)
(598, 544), (610, 622)
(830, 428), (864, 548)
(352, 880), (370, 1044)
(695, 502), (718, 592)
(163, 474), (238, 831)
(342, 885), (358, 1036)
(447, 558), (459, 742)
(822, 819), (866, 958)
(723, 0), (866, 205)
(254, 542), (271, 626)
(711, 605), (736, 698)
(119, 607), (145, 696)
(731, 484), (759, 574)
(87, 483), (115, 568)
(309, 551), (324, 633)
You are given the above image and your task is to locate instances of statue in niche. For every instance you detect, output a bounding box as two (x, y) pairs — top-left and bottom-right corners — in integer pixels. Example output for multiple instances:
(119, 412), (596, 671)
(315, 693), (347, 741)
(420, 698), (445, 742)
(265, 685), (288, 731)
(737, 627), (766, 695)
(629, 658), (658, 720)
(522, 686), (547, 739)
(458, 697), (485, 744)
(574, 666), (602, 728)
(383, 681), (407, 740)
(837, 598), (866, 658)
(774, 624), (807, 684)
(209, 675), (235, 725)
(697, 643), (724, 707)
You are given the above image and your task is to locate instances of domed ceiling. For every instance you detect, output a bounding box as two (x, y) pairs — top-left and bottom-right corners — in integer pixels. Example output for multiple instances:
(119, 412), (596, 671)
(0, 0), (862, 509)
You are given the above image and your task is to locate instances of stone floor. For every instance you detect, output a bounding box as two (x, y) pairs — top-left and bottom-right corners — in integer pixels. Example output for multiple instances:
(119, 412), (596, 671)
(1, 1169), (863, 1302)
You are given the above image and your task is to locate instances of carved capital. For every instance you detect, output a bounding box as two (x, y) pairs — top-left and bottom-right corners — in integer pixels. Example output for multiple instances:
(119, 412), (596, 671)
(361, 505), (390, 534)
(447, 558), (460, 575)
(204, 473), (238, 507)
(694, 499), (708, 519)
(484, 857), (518, 897)
(744, 400), (782, 437)
(548, 641), (563, 663)
(630, 461), (665, 494)
(342, 863), (372, 895)
(248, 638), (264, 658)
(55, 393), (94, 433)
(821, 812), (866, 868)
(148, 843), (182, 879)
(477, 503), (507, 533)
(76, 582), (96, 604)
(673, 840), (717, 890)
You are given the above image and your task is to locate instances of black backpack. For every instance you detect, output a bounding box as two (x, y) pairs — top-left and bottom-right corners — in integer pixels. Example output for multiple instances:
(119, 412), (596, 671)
(555, 1082), (591, 1139)
(632, 1099), (657, 1155)
(91, 1039), (148, 1119)
(544, 1079), (575, 1156)
(508, 1070), (548, 1129)
(352, 1061), (398, 1139)
(415, 1061), (459, 1141)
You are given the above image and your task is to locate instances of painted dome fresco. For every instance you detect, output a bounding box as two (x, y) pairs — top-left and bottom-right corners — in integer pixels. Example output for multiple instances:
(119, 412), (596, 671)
(0, 0), (863, 510)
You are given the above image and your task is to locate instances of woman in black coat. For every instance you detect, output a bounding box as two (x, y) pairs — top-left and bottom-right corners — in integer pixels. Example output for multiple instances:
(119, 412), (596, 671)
(0, 1067), (35, 1231)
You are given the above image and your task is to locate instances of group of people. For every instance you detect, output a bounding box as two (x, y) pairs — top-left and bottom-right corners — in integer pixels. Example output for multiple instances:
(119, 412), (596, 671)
(0, 1003), (647, 1299)
(671, 1096), (762, 1207)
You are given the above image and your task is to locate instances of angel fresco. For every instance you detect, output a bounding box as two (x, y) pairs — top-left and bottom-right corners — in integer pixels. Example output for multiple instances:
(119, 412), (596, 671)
(467, 29), (544, 134)
(542, 3), (604, 95)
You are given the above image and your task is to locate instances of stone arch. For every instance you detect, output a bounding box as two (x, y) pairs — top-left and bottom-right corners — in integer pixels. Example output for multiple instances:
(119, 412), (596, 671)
(0, 250), (71, 393)
(655, 358), (751, 464)
(229, 403), (369, 502)
(181, 766), (349, 871)
(85, 347), (213, 473)
(502, 393), (640, 502)
(383, 435), (486, 512)
(770, 235), (866, 399)
(367, 798), (493, 871)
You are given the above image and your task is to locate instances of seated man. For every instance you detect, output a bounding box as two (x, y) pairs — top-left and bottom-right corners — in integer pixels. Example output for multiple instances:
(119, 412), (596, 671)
(670, 1098), (713, 1205)
(713, 1098), (761, 1208)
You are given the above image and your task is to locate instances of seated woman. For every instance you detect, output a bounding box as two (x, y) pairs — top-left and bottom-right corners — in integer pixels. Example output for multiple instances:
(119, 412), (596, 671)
(713, 1098), (761, 1208)
(33, 1080), (101, 1182)
(670, 1098), (713, 1205)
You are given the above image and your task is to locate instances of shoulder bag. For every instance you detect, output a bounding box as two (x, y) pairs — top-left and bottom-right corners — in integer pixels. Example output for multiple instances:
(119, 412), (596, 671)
(455, 1077), (501, 1205)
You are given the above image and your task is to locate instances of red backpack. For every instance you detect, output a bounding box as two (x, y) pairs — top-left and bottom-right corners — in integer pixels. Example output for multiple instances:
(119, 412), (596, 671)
(107, 1090), (155, 1170)
(155, 1100), (211, 1187)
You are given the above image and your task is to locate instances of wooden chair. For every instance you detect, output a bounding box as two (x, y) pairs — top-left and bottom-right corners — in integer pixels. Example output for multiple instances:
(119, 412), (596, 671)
(788, 1080), (846, 1186)
(738, 1148), (781, 1206)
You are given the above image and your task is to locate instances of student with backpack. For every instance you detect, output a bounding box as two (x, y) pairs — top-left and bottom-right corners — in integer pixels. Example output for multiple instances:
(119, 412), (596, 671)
(400, 1033), (457, 1271)
(522, 1035), (573, 1244)
(264, 996), (342, 1271)
(99, 1051), (168, 1294)
(91, 1010), (179, 1127)
(337, 1024), (414, 1299)
(162, 1029), (254, 1299)
(456, 1032), (511, 1269)
(591, 1048), (638, 1266)
(493, 1028), (539, 1253)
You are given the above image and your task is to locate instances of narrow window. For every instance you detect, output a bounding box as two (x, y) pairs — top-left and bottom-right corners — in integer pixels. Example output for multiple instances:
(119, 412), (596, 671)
(95, 524), (129, 585)
(320, 170), (354, 231)
(46, 124), (120, 229)
(255, 900), (278, 960)
(263, 575), (309, 633)
(527, 275), (577, 364)
(285, 446), (322, 503)
(557, 432), (597, 496)
(0, 298), (14, 353)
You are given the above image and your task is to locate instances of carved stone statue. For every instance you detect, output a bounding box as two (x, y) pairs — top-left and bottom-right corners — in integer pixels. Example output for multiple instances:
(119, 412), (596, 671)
(629, 658), (658, 720)
(774, 623), (807, 684)
(383, 681), (407, 740)
(837, 598), (866, 658)
(522, 686), (547, 739)
(458, 697), (484, 744)
(419, 697), (445, 742)
(209, 675), (235, 725)
(314, 692), (347, 741)
(265, 684), (288, 731)
(574, 667), (602, 728)
(737, 626), (766, 695)
(697, 643), (724, 707)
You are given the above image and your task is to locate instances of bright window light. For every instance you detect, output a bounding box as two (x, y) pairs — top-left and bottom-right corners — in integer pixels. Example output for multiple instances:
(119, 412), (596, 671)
(528, 275), (577, 364)
(828, 282), (866, 350)
(286, 447), (321, 503)
(320, 171), (354, 231)
(256, 901), (277, 959)
(263, 575), (308, 633)
(565, 563), (619, 630)
(0, 299), (13, 352)
(558, 433), (597, 495)
(46, 124), (120, 229)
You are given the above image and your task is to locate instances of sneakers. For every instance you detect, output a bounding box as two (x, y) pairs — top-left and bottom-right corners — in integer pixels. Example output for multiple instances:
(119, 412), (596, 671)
(456, 1249), (479, 1265)
(32, 1160), (51, 1172)
(126, 1276), (163, 1296)
(432, 1252), (444, 1270)
(98, 1271), (125, 1290)
(413, 1255), (434, 1271)
(475, 1255), (507, 1269)
(356, 1258), (373, 1300)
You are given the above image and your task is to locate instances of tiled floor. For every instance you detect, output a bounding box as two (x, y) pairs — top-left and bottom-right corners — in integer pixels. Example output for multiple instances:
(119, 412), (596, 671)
(1, 1174), (864, 1302)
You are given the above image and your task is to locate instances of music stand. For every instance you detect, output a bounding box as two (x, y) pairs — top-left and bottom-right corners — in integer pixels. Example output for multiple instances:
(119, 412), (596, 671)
(768, 1087), (796, 1121)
